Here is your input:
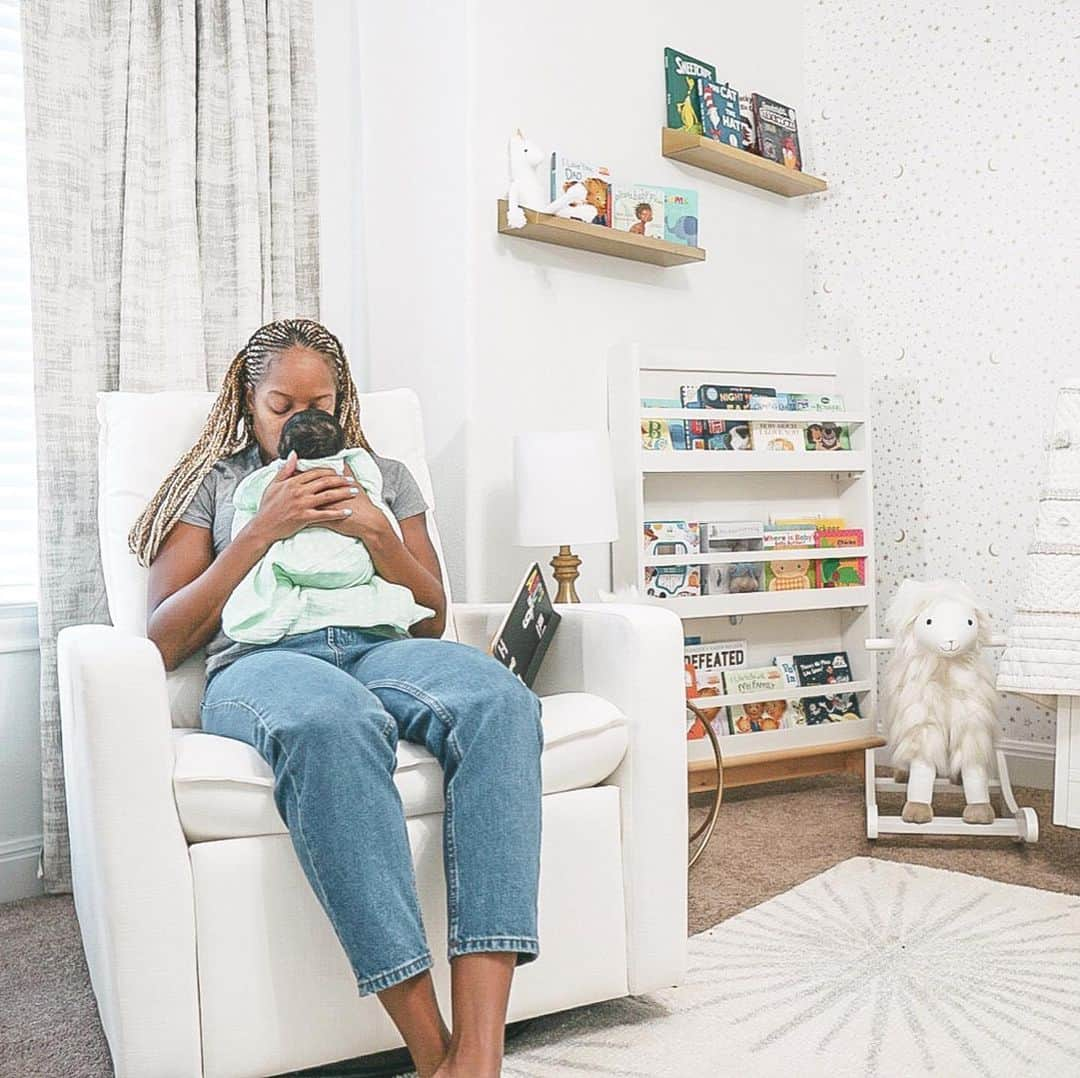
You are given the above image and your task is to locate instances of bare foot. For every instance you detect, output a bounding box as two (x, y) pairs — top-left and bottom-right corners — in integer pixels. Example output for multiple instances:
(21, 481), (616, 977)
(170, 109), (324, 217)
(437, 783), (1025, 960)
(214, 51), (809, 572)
(902, 800), (933, 824)
(963, 801), (995, 824)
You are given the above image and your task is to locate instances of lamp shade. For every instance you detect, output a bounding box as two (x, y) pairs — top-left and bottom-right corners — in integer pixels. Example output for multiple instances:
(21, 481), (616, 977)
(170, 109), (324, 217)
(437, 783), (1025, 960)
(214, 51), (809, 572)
(513, 430), (619, 547)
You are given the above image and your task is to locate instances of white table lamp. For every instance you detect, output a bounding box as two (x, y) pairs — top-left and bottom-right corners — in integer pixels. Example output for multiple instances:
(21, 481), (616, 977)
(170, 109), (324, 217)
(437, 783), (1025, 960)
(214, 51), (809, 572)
(513, 430), (618, 603)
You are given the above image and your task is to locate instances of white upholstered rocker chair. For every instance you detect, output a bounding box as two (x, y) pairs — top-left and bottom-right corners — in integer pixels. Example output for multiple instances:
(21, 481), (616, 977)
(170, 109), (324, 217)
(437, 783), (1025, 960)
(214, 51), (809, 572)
(56, 388), (687, 1078)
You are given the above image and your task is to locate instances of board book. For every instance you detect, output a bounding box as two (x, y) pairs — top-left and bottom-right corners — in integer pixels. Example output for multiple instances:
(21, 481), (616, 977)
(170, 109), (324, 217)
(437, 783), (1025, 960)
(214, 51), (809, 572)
(488, 562), (561, 688)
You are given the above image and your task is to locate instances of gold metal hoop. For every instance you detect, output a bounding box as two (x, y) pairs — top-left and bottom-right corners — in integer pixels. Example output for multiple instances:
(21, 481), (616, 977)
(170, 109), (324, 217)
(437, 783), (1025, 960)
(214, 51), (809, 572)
(687, 700), (723, 868)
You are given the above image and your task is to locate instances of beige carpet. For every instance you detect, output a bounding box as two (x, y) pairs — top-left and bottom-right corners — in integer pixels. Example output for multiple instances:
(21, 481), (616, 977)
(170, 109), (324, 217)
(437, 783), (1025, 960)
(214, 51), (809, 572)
(2, 776), (1076, 1077)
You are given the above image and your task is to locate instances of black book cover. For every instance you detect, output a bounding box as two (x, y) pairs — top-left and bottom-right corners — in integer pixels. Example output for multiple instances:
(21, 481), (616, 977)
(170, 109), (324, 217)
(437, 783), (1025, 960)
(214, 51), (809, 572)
(488, 563), (562, 688)
(794, 651), (853, 685)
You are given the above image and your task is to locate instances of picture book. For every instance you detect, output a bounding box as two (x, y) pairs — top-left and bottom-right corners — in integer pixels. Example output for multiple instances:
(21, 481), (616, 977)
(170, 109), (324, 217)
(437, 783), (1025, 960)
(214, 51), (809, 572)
(697, 384), (768, 409)
(763, 526), (817, 550)
(644, 519), (699, 553)
(640, 418), (672, 450)
(815, 528), (864, 547)
(700, 521), (765, 548)
(804, 422), (852, 451)
(750, 420), (803, 451)
(641, 397), (687, 449)
(773, 516), (847, 531)
(738, 91), (757, 153)
(644, 563), (701, 599)
(799, 693), (862, 725)
(723, 665), (787, 696)
(751, 93), (801, 170)
(817, 554), (866, 588)
(782, 651), (855, 685)
(663, 187), (699, 246)
(752, 392), (845, 411)
(686, 639), (747, 739)
(549, 155), (612, 226)
(702, 560), (764, 595)
(723, 666), (800, 733)
(488, 563), (561, 688)
(679, 384), (704, 407)
(699, 79), (742, 148)
(665, 48), (716, 134)
(612, 184), (665, 239)
(641, 397), (681, 408)
(764, 557), (815, 592)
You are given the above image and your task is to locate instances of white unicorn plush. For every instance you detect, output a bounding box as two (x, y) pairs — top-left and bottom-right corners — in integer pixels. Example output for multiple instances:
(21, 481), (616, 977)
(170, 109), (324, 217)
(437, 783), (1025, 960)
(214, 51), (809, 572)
(882, 578), (1000, 825)
(504, 129), (596, 229)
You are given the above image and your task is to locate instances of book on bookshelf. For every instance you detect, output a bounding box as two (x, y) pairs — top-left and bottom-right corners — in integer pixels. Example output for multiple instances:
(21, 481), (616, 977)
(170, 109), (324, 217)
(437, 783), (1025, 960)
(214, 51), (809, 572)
(723, 666), (803, 733)
(612, 184), (666, 239)
(663, 187), (699, 247)
(698, 79), (742, 148)
(686, 639), (747, 742)
(804, 421), (851, 451)
(772, 651), (862, 724)
(764, 557), (815, 591)
(700, 521), (765, 594)
(750, 93), (802, 170)
(664, 48), (716, 135)
(549, 155), (612, 227)
(750, 420), (803, 451)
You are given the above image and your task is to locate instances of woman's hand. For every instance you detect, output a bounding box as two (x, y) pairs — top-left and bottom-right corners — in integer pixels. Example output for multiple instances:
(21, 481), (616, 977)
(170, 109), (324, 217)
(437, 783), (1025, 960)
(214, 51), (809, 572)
(248, 451), (361, 544)
(319, 464), (394, 542)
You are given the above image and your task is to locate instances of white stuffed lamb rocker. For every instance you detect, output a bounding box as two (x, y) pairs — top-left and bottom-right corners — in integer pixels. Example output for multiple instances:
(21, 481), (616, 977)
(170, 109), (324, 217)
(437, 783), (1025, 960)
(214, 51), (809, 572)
(864, 578), (1038, 843)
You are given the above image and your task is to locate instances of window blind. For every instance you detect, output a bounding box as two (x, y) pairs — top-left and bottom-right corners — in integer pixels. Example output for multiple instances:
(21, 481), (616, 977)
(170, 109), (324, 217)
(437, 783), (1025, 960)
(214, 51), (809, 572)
(0, 2), (37, 605)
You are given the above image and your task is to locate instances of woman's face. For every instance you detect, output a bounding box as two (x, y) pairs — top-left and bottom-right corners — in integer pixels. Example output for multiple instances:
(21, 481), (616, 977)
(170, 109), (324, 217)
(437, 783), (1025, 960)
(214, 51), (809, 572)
(245, 346), (338, 464)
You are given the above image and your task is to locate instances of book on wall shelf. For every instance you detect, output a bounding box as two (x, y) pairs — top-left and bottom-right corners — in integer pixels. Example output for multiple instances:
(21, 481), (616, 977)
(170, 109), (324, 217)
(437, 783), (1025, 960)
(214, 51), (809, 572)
(609, 343), (881, 787)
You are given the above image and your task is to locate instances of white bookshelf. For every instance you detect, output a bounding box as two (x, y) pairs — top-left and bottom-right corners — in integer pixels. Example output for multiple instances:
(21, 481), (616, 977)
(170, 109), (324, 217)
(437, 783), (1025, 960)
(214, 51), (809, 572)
(608, 343), (883, 789)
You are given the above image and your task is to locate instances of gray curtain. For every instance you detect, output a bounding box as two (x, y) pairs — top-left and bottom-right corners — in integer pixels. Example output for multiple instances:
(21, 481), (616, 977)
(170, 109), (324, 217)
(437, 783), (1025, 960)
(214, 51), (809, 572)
(21, 0), (321, 893)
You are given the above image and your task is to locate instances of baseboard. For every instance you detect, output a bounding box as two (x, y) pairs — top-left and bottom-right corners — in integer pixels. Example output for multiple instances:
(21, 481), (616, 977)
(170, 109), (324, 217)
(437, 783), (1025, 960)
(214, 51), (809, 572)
(1000, 737), (1056, 791)
(0, 834), (44, 905)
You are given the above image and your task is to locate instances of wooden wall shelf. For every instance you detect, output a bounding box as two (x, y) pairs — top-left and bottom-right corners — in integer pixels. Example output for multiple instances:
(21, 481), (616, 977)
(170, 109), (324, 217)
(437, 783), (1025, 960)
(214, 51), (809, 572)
(661, 128), (828, 198)
(497, 200), (705, 268)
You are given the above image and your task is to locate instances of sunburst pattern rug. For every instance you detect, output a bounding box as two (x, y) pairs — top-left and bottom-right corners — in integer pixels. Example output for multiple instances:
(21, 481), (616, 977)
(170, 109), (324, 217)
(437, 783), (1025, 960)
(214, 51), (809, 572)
(498, 857), (1080, 1077)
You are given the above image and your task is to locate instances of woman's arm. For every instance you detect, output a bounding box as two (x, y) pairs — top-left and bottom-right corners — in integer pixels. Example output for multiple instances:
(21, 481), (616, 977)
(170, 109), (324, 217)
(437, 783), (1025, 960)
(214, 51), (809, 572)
(146, 519), (275, 672)
(358, 513), (447, 638)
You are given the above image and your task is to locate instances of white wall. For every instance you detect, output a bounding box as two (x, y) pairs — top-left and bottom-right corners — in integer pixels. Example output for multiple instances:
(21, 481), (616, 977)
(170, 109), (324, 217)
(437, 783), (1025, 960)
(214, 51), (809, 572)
(327, 0), (808, 602)
(803, 0), (1080, 746)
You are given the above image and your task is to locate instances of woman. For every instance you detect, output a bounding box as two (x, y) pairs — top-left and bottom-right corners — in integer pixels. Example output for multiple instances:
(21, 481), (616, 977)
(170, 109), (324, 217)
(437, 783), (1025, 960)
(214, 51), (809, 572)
(131, 319), (543, 1078)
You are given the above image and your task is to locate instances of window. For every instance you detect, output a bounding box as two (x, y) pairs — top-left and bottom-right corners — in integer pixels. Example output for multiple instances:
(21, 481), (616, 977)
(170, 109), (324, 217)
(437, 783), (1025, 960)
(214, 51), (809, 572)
(0, 2), (37, 605)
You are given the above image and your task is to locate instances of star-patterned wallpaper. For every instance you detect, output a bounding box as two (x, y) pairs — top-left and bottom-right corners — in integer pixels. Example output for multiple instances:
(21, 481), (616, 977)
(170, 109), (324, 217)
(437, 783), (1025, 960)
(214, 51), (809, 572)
(803, 2), (1080, 744)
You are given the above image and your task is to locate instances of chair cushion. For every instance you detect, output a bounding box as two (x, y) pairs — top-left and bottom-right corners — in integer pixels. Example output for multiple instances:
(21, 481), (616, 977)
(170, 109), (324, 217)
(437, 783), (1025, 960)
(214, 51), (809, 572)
(172, 692), (628, 842)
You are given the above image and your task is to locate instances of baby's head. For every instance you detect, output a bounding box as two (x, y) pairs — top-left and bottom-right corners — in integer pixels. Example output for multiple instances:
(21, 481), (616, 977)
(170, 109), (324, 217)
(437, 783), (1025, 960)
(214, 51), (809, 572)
(276, 408), (347, 462)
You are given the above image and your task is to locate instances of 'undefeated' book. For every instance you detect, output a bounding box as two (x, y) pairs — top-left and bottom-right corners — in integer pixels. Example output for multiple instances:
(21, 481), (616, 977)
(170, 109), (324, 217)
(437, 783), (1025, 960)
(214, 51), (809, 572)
(488, 563), (561, 688)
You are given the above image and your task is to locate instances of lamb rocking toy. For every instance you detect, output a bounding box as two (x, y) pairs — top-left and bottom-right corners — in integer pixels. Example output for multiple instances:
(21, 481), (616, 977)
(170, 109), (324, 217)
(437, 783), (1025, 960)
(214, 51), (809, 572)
(865, 578), (1038, 843)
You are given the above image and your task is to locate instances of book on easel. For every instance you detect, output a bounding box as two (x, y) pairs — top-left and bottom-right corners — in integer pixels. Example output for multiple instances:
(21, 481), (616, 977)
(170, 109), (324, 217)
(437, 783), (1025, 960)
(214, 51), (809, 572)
(488, 562), (562, 688)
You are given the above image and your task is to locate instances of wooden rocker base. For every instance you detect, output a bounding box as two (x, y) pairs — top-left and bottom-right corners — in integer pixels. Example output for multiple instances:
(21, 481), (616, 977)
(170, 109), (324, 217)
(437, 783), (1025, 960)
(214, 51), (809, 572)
(865, 748), (1039, 844)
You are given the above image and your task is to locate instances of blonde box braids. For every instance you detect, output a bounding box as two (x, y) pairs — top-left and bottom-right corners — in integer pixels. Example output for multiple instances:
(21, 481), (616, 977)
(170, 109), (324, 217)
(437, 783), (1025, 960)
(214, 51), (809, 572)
(128, 318), (373, 568)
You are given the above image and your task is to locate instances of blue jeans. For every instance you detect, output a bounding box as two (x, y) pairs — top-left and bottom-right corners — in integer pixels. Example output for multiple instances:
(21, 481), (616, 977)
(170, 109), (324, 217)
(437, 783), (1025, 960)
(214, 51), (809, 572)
(199, 626), (544, 997)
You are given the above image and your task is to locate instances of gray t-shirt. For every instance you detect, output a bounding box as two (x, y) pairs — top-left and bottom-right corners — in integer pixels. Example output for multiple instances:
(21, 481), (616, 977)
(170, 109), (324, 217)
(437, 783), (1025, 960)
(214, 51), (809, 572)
(176, 441), (431, 680)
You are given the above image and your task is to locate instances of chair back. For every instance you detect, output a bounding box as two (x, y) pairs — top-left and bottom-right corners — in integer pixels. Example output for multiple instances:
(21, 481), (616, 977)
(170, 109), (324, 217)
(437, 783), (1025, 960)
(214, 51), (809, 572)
(97, 388), (458, 726)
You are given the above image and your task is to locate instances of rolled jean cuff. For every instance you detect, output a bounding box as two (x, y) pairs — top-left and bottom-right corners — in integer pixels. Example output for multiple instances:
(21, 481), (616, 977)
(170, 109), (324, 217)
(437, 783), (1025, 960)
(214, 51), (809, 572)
(356, 950), (434, 997)
(449, 935), (540, 967)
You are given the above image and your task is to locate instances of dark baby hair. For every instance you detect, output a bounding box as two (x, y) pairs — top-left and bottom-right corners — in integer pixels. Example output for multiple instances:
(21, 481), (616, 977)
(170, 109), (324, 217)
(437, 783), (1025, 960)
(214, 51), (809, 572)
(277, 408), (347, 461)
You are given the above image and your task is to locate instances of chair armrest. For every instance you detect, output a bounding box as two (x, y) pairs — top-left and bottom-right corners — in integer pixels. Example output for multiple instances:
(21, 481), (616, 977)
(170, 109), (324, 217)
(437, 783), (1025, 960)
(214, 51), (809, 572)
(453, 600), (688, 994)
(57, 625), (201, 1077)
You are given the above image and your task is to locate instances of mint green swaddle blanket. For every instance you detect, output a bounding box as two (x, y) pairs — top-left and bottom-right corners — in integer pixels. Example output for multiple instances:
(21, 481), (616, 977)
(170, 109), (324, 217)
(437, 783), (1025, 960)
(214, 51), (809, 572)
(221, 447), (435, 644)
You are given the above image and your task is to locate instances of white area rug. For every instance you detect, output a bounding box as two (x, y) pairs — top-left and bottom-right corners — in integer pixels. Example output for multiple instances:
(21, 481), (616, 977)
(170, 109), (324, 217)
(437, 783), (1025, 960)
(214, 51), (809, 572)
(501, 857), (1080, 1077)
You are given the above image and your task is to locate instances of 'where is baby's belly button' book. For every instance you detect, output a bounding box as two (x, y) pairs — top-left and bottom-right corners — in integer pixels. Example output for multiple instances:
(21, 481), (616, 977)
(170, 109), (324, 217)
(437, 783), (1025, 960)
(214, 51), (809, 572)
(488, 562), (562, 689)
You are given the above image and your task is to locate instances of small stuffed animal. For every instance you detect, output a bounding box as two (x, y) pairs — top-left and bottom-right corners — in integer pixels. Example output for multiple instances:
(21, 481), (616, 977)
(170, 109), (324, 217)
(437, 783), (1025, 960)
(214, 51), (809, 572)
(505, 130), (594, 229)
(882, 578), (1000, 825)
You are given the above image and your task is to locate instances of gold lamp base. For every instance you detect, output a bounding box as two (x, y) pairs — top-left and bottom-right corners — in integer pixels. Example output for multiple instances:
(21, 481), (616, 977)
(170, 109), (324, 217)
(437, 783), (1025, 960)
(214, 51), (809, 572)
(550, 545), (582, 603)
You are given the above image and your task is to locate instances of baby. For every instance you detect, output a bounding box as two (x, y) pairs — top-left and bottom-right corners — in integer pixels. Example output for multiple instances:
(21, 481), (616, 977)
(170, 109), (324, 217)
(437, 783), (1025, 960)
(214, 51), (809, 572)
(221, 408), (435, 644)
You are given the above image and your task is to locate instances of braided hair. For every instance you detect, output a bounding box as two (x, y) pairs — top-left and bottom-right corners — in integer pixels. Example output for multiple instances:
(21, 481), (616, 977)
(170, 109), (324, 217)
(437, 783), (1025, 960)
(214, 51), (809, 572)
(128, 318), (373, 568)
